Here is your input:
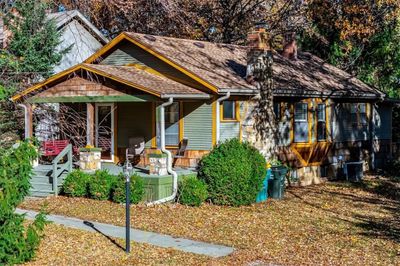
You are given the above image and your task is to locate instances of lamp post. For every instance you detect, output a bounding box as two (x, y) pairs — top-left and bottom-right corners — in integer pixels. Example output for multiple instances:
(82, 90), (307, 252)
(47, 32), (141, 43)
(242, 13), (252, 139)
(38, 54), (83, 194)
(123, 160), (133, 253)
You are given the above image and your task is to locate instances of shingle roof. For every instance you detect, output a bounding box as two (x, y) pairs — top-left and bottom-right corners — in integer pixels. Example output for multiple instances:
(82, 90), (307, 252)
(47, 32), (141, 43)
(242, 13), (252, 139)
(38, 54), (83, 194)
(126, 32), (384, 98)
(47, 10), (108, 44)
(84, 64), (207, 97)
(11, 62), (208, 102)
(125, 32), (253, 91)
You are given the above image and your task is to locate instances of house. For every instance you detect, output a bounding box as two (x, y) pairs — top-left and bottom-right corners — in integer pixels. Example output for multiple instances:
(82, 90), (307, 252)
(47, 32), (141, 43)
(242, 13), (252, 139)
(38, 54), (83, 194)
(1, 10), (108, 71)
(11, 27), (394, 197)
(1, 9), (108, 141)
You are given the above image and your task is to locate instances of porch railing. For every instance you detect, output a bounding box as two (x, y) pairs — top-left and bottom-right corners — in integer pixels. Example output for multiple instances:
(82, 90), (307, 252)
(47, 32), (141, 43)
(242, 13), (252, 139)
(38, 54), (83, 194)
(52, 144), (73, 196)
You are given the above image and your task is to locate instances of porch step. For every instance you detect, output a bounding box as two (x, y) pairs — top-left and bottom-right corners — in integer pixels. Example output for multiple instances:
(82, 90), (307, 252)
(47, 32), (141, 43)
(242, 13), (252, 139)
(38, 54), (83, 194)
(29, 164), (70, 197)
(29, 189), (55, 198)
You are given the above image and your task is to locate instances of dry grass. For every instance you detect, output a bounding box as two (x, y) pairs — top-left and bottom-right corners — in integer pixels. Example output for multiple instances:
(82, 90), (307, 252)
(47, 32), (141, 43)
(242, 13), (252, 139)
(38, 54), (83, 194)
(20, 176), (400, 265)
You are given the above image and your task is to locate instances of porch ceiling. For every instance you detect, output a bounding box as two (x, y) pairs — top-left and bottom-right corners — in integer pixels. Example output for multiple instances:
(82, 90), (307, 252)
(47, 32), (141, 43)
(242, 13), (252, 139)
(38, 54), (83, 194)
(11, 63), (209, 102)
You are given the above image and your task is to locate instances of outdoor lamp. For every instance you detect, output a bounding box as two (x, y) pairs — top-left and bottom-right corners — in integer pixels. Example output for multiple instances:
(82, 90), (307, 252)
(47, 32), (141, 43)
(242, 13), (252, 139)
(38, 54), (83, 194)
(123, 160), (133, 253)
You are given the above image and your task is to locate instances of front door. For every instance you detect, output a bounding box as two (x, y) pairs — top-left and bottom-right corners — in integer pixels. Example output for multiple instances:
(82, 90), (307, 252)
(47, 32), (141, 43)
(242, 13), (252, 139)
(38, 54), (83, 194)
(95, 103), (114, 161)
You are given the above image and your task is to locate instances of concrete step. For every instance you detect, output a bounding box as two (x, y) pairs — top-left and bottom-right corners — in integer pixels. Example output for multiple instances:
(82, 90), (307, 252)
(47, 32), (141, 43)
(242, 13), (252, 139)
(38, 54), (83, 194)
(30, 175), (51, 183)
(29, 189), (55, 198)
(30, 182), (53, 191)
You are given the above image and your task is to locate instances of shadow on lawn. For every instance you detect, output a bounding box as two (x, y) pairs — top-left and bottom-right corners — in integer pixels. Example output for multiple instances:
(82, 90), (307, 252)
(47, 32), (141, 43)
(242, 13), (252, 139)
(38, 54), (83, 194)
(287, 178), (400, 244)
(83, 221), (125, 251)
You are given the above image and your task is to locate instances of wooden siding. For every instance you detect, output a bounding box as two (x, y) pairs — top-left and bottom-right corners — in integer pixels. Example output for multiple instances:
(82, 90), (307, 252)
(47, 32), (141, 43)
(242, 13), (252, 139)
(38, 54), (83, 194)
(98, 40), (209, 91)
(183, 102), (213, 150)
(117, 102), (154, 149)
(332, 102), (370, 142)
(28, 76), (157, 103)
(220, 122), (240, 142)
(55, 20), (104, 73)
(374, 104), (392, 140)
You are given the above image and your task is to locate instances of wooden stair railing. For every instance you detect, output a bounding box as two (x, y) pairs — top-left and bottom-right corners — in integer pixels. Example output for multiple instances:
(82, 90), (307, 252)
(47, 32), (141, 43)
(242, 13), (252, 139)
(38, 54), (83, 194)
(52, 144), (73, 196)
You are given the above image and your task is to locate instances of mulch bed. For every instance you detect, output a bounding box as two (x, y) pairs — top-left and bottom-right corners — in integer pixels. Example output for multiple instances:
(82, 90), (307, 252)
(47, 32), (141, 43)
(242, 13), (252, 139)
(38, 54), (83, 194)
(20, 176), (400, 265)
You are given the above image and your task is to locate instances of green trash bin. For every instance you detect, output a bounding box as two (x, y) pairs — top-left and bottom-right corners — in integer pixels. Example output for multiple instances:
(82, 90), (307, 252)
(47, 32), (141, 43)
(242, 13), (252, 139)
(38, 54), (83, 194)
(268, 166), (288, 199)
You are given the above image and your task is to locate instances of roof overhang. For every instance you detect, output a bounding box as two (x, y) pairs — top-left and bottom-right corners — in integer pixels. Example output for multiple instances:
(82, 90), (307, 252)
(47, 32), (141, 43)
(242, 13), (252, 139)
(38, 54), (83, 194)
(11, 64), (209, 102)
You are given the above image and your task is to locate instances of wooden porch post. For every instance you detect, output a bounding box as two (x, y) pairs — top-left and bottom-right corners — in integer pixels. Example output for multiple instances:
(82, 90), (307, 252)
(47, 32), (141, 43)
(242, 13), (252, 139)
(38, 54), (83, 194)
(19, 103), (33, 139)
(87, 103), (95, 146)
(27, 103), (33, 139)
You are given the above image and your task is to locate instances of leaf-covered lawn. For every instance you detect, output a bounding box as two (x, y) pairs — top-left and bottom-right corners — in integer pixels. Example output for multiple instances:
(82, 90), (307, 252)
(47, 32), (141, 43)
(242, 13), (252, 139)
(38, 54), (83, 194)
(20, 177), (400, 265)
(22, 223), (210, 266)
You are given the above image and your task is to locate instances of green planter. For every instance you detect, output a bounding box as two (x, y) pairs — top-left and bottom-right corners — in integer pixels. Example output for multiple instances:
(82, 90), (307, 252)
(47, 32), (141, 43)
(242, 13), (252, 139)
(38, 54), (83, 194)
(268, 166), (288, 199)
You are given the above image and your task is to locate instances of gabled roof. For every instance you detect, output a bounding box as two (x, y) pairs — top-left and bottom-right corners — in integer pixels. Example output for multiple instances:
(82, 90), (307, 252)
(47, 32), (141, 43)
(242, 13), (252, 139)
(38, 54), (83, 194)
(1, 10), (108, 48)
(11, 63), (208, 102)
(47, 10), (108, 45)
(85, 32), (384, 99)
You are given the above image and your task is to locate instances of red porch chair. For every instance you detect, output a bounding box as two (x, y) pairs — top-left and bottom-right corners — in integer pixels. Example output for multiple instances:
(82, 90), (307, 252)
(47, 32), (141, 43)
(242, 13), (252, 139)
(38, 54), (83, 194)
(41, 140), (70, 157)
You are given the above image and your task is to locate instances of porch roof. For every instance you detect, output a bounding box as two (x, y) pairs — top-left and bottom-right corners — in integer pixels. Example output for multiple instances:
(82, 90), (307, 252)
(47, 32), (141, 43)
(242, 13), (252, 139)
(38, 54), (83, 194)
(11, 63), (209, 102)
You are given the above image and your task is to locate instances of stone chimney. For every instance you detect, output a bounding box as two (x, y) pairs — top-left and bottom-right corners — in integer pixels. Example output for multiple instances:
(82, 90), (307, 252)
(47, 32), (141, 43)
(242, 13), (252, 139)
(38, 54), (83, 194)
(246, 21), (270, 84)
(282, 32), (298, 60)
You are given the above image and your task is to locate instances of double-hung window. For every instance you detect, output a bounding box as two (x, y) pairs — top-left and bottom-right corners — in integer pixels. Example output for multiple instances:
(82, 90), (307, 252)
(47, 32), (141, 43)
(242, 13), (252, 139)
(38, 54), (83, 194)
(222, 101), (236, 120)
(164, 103), (180, 146)
(351, 103), (367, 128)
(294, 102), (309, 142)
(157, 103), (180, 146)
(317, 104), (326, 141)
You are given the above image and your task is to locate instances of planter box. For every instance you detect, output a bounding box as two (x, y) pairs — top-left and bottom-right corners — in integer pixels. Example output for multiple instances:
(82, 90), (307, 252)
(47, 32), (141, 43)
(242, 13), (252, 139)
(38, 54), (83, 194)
(79, 148), (102, 172)
(148, 153), (168, 176)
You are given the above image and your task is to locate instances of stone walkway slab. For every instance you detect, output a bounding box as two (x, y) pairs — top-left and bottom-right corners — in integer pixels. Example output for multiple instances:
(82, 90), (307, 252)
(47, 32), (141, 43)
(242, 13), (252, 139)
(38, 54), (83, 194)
(16, 208), (234, 258)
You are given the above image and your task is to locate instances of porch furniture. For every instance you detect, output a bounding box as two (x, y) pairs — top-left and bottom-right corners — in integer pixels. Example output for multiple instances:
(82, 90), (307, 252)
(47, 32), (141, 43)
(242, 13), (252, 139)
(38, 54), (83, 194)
(42, 140), (70, 157)
(173, 138), (188, 167)
(126, 137), (145, 161)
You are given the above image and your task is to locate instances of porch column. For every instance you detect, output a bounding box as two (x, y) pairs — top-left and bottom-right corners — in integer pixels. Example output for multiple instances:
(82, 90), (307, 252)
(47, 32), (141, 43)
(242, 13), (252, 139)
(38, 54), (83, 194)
(87, 103), (95, 146)
(19, 103), (33, 139)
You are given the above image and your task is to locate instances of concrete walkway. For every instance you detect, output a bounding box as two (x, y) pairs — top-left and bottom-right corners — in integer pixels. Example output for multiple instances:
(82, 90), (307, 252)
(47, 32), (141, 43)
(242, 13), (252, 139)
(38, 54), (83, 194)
(16, 208), (234, 258)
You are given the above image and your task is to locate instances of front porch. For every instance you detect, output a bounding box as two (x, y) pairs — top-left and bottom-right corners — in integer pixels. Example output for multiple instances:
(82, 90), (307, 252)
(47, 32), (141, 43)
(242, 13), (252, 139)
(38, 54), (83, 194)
(30, 162), (197, 201)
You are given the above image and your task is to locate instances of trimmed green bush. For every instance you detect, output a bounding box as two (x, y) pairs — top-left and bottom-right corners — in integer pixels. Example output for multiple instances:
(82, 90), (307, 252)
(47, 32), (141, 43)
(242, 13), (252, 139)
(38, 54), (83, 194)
(198, 138), (266, 206)
(88, 170), (117, 200)
(62, 170), (91, 197)
(0, 140), (47, 264)
(112, 174), (145, 204)
(178, 175), (208, 207)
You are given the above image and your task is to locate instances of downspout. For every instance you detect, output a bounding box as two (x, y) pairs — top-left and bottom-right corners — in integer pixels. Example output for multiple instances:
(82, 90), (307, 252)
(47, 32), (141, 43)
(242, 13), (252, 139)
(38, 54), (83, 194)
(216, 92), (231, 144)
(18, 104), (29, 139)
(147, 97), (178, 205)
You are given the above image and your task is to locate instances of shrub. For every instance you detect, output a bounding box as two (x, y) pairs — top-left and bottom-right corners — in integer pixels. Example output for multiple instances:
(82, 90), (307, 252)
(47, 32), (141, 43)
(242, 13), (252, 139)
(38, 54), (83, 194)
(0, 140), (47, 264)
(112, 174), (145, 204)
(88, 170), (117, 200)
(62, 170), (91, 197)
(198, 138), (266, 206)
(177, 175), (208, 207)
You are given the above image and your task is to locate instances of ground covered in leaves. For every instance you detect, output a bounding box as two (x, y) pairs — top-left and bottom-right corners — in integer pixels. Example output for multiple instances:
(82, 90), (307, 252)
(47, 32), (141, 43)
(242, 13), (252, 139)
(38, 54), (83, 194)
(20, 176), (400, 265)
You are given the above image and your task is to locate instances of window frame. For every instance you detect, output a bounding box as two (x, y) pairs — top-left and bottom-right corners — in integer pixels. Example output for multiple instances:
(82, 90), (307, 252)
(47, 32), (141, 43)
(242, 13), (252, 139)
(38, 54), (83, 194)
(351, 103), (368, 128)
(155, 102), (183, 148)
(293, 102), (310, 143)
(317, 103), (327, 141)
(221, 100), (239, 122)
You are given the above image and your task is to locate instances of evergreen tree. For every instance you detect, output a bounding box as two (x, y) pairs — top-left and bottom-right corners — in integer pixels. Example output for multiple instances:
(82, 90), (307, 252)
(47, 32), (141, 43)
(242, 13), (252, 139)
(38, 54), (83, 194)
(0, 0), (67, 147)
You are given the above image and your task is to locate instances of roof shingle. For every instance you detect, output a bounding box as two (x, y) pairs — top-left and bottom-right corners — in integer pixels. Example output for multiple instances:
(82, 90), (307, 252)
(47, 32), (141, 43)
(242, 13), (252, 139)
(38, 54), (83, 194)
(126, 32), (383, 98)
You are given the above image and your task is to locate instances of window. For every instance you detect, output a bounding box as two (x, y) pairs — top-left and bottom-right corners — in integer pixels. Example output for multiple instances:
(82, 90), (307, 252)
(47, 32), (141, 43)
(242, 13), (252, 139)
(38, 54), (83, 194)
(351, 103), (367, 128)
(157, 103), (180, 146)
(222, 101), (236, 120)
(294, 102), (309, 142)
(165, 103), (180, 145)
(274, 102), (281, 120)
(317, 104), (326, 141)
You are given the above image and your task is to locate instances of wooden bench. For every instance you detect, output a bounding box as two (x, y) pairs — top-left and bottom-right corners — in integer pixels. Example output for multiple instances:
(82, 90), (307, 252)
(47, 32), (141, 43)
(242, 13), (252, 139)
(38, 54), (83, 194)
(42, 140), (70, 157)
